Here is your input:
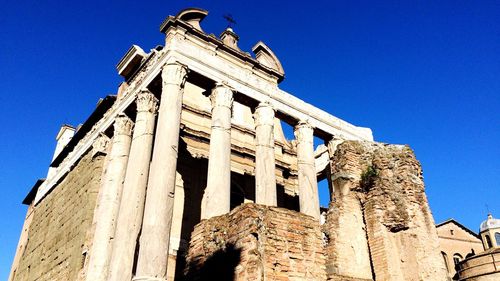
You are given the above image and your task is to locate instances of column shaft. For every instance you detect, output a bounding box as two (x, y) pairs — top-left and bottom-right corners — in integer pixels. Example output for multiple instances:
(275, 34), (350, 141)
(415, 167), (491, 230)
(86, 115), (133, 281)
(134, 63), (187, 281)
(108, 91), (158, 281)
(254, 103), (277, 206)
(201, 83), (234, 220)
(295, 121), (320, 220)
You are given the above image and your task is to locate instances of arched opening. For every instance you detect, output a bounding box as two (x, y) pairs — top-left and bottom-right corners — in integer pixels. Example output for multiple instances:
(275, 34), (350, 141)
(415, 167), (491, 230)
(441, 252), (450, 273)
(495, 232), (500, 246)
(453, 253), (463, 271)
(453, 253), (463, 267)
(485, 234), (493, 249)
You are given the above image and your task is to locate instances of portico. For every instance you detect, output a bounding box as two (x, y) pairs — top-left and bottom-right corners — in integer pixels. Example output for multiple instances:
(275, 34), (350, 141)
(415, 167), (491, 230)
(34, 7), (372, 281)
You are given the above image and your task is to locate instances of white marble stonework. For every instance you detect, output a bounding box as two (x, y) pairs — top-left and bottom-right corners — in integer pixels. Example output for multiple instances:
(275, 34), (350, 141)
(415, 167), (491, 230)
(295, 121), (320, 220)
(86, 114), (133, 281)
(108, 90), (158, 281)
(201, 83), (234, 220)
(135, 62), (187, 281)
(254, 102), (277, 206)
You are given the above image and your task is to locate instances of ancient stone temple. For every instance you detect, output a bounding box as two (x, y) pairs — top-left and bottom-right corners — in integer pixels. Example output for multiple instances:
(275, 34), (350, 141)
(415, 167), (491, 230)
(9, 7), (449, 281)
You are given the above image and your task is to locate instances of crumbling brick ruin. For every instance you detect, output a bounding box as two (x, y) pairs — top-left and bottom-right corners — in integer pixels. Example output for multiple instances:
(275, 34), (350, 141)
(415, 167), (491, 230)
(9, 7), (449, 281)
(184, 141), (448, 281)
(325, 141), (448, 281)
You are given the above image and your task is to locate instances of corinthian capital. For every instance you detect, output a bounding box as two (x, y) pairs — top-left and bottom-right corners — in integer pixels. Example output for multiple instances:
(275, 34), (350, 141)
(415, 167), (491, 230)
(92, 133), (110, 157)
(161, 62), (188, 86)
(114, 114), (134, 136)
(294, 120), (314, 144)
(254, 102), (275, 127)
(136, 90), (159, 113)
(210, 83), (233, 110)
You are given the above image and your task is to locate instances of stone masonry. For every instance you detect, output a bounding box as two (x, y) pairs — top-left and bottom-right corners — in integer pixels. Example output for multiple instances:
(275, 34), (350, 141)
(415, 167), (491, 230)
(12, 151), (105, 281)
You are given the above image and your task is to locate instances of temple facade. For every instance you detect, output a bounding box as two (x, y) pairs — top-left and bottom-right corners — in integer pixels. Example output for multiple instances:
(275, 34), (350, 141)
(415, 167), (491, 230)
(10, 8), (450, 281)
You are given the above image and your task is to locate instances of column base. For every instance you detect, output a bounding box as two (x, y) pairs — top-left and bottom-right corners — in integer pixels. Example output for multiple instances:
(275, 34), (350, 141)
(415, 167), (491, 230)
(132, 276), (167, 281)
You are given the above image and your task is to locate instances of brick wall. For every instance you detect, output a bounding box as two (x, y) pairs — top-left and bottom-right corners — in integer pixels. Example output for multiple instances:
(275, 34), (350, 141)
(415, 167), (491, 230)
(185, 203), (326, 281)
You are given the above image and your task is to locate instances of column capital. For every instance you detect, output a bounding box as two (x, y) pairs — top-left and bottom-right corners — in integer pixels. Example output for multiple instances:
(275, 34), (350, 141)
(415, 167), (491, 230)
(254, 102), (275, 127)
(327, 136), (344, 159)
(114, 115), (134, 136)
(136, 90), (159, 113)
(91, 133), (110, 158)
(210, 83), (233, 110)
(161, 62), (188, 86)
(294, 120), (314, 144)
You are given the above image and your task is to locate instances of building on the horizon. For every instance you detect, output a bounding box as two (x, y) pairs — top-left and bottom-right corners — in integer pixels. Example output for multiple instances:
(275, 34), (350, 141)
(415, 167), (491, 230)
(455, 214), (500, 280)
(9, 7), (452, 281)
(436, 219), (484, 280)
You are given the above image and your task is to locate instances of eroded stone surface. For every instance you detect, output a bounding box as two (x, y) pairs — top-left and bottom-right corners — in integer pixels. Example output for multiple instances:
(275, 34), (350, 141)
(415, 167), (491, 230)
(326, 141), (448, 281)
(13, 151), (105, 281)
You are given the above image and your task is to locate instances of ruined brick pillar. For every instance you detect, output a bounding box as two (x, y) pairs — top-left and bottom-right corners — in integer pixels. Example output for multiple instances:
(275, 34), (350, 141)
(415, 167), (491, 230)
(363, 144), (448, 281)
(326, 141), (448, 281)
(324, 140), (373, 281)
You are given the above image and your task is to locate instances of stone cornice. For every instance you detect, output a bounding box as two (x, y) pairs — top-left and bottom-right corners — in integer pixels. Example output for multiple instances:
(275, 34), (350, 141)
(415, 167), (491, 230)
(160, 16), (284, 83)
(116, 45), (148, 81)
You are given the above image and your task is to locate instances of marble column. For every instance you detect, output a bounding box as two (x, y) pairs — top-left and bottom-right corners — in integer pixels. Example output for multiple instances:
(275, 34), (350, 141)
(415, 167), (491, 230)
(201, 83), (234, 220)
(134, 63), (187, 281)
(108, 90), (158, 281)
(254, 102), (277, 206)
(86, 114), (133, 281)
(295, 121), (320, 220)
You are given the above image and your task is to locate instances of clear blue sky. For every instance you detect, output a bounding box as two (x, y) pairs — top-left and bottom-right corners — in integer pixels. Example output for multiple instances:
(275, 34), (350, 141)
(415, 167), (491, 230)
(1, 1), (498, 278)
